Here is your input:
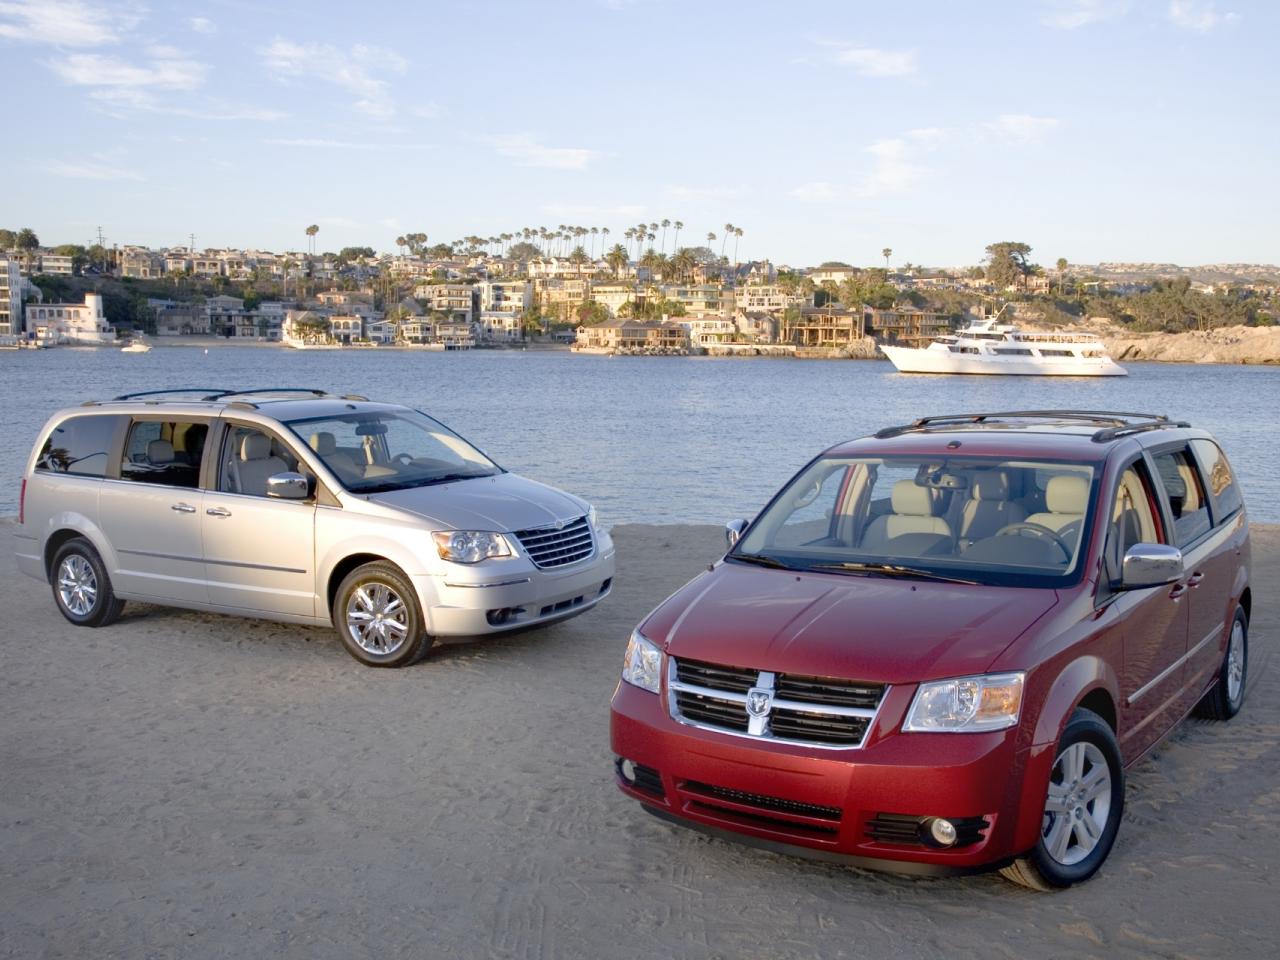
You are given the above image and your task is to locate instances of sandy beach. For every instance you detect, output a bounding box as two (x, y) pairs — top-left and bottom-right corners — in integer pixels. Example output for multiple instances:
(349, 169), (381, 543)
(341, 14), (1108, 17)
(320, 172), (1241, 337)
(1, 519), (1275, 959)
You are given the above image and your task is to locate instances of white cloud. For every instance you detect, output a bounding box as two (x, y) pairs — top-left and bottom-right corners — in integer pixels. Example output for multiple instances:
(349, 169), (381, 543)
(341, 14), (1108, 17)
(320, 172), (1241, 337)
(789, 182), (840, 201)
(189, 16), (216, 34)
(409, 101), (444, 119)
(984, 113), (1059, 144)
(262, 38), (407, 117)
(906, 127), (944, 143)
(858, 139), (930, 197)
(1168, 0), (1238, 31)
(490, 134), (599, 170)
(831, 45), (917, 78)
(49, 52), (206, 90)
(542, 203), (645, 218)
(1040, 0), (1128, 29)
(0, 0), (136, 46)
(48, 155), (143, 181)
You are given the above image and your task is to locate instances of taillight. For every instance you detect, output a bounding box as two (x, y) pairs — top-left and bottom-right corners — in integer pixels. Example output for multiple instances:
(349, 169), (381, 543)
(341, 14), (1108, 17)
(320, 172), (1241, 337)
(18, 478), (25, 525)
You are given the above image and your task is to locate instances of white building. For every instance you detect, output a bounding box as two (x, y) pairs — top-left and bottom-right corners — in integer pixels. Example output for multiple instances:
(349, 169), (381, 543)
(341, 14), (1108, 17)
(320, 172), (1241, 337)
(414, 283), (475, 324)
(682, 315), (739, 346)
(735, 284), (789, 313)
(475, 279), (531, 316)
(477, 311), (523, 342)
(0, 258), (21, 336)
(25, 292), (116, 344)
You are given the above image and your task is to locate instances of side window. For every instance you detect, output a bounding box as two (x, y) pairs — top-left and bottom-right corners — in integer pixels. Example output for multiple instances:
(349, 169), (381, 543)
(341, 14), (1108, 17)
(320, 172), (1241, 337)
(36, 415), (120, 477)
(772, 464), (849, 548)
(218, 425), (299, 496)
(1191, 438), (1243, 524)
(120, 420), (206, 488)
(1151, 448), (1211, 546)
(1105, 464), (1162, 580)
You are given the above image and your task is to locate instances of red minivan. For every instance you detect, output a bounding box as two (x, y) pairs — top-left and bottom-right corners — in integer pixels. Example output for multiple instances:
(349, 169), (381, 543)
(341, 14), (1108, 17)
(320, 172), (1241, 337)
(610, 411), (1251, 889)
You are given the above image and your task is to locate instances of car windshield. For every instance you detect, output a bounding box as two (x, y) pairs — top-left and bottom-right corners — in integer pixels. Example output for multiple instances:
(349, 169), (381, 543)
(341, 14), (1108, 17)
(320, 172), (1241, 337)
(284, 409), (502, 493)
(730, 455), (1098, 587)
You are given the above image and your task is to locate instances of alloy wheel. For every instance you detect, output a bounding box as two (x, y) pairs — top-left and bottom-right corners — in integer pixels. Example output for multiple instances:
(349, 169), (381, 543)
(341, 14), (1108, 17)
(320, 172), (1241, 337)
(58, 555), (98, 617)
(1042, 741), (1112, 866)
(1226, 620), (1245, 703)
(345, 581), (409, 655)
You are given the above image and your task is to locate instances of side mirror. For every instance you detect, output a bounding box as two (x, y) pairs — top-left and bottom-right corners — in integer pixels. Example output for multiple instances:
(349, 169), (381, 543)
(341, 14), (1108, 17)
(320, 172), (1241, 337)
(725, 518), (749, 549)
(267, 471), (312, 500)
(1120, 543), (1183, 589)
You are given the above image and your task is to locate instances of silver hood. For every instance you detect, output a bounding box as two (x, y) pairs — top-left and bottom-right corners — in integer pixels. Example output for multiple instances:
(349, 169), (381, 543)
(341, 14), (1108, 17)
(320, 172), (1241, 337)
(364, 472), (588, 532)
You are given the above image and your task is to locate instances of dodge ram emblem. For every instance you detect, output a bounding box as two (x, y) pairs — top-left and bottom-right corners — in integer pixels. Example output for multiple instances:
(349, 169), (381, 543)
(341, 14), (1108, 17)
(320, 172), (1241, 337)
(746, 687), (773, 719)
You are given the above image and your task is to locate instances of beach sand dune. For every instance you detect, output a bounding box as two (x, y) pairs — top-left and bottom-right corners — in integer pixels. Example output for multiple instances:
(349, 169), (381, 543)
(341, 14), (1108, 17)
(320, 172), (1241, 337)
(1, 520), (1275, 959)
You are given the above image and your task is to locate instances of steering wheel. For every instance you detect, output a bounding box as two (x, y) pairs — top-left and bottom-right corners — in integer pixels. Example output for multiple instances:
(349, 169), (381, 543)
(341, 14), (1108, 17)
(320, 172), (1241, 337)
(994, 521), (1072, 560)
(392, 452), (416, 465)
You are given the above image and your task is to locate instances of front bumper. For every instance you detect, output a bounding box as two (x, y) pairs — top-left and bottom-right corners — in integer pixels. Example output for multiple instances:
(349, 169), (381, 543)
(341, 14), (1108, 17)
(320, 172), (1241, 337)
(610, 679), (1047, 872)
(419, 540), (615, 636)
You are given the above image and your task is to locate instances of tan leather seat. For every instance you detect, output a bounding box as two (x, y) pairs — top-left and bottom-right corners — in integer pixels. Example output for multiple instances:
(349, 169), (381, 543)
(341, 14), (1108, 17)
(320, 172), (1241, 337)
(146, 439), (174, 465)
(861, 480), (952, 550)
(1025, 475), (1090, 534)
(309, 431), (361, 479)
(960, 471), (1027, 542)
(237, 434), (287, 497)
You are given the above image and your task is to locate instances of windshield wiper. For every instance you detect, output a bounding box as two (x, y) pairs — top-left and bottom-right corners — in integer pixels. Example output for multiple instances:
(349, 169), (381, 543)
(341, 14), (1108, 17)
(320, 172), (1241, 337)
(807, 562), (979, 585)
(729, 553), (796, 570)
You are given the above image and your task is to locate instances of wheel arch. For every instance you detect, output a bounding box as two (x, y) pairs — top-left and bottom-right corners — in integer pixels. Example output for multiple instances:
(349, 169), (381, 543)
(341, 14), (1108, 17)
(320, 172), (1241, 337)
(43, 524), (112, 582)
(1031, 655), (1120, 748)
(1238, 586), (1251, 624)
(325, 553), (400, 621)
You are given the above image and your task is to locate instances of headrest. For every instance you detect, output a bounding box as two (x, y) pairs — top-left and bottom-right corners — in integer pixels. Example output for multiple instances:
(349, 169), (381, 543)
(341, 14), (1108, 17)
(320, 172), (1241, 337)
(240, 434), (272, 461)
(147, 439), (174, 464)
(309, 432), (337, 456)
(891, 479), (934, 517)
(1046, 475), (1089, 514)
(971, 471), (1010, 502)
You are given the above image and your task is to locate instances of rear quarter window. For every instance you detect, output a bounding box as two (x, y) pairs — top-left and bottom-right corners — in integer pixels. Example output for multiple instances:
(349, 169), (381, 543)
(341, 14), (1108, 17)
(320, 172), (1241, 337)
(1191, 438), (1244, 523)
(35, 415), (121, 477)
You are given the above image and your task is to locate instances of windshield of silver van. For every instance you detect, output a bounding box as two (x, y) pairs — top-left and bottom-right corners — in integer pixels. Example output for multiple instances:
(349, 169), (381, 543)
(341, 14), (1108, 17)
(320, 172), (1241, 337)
(285, 410), (502, 493)
(731, 456), (1097, 586)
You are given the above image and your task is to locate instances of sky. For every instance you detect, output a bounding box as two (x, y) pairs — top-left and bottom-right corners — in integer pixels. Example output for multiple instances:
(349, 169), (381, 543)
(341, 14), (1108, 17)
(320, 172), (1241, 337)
(1, 0), (1276, 268)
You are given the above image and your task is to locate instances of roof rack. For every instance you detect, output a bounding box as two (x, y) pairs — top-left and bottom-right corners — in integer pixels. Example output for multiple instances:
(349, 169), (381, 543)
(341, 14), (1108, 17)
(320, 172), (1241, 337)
(104, 387), (370, 406)
(872, 410), (1189, 442)
(111, 388), (231, 401)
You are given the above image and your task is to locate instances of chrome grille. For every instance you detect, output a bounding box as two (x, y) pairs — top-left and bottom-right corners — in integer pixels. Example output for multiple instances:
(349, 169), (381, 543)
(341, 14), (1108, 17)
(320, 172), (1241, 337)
(667, 657), (886, 749)
(513, 516), (594, 568)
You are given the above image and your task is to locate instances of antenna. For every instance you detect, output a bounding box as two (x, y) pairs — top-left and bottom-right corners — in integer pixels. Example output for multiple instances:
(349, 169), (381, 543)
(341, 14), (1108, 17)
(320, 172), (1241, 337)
(96, 226), (106, 247)
(189, 233), (196, 253)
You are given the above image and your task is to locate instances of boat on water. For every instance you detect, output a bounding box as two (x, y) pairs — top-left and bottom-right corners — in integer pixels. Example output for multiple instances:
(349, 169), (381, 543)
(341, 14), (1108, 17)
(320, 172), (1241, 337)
(120, 340), (152, 353)
(880, 318), (1127, 377)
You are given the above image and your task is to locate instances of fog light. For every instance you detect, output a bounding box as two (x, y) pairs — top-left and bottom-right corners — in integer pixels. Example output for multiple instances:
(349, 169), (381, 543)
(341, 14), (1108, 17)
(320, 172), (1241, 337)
(619, 758), (637, 783)
(928, 817), (958, 847)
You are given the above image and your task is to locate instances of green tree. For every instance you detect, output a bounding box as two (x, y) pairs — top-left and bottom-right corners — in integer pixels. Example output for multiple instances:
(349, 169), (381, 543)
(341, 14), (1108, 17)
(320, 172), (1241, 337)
(984, 241), (1032, 290)
(606, 243), (629, 278)
(1055, 257), (1069, 294)
(15, 227), (39, 271)
(305, 224), (319, 255)
(882, 247), (893, 270)
(0, 228), (15, 250)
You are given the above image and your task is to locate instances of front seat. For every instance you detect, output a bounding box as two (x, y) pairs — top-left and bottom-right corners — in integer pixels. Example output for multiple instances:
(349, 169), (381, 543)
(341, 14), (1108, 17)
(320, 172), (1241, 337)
(1024, 475), (1090, 540)
(237, 434), (287, 497)
(861, 480), (953, 551)
(309, 431), (362, 480)
(146, 439), (175, 465)
(959, 471), (1027, 544)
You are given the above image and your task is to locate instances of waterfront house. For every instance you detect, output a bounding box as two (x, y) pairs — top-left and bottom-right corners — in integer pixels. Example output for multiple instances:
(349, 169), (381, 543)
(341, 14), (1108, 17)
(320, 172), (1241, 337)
(436, 319), (476, 349)
(475, 279), (532, 317)
(734, 310), (778, 343)
(414, 283), (475, 324)
(537, 278), (591, 323)
(783, 306), (865, 347)
(663, 284), (730, 315)
(24, 292), (116, 345)
(399, 318), (435, 344)
(329, 315), (366, 344)
(734, 284), (790, 313)
(365, 318), (399, 344)
(590, 283), (637, 317)
(575, 318), (689, 353)
(0, 258), (21, 336)
(683, 315), (739, 347)
(862, 306), (951, 347)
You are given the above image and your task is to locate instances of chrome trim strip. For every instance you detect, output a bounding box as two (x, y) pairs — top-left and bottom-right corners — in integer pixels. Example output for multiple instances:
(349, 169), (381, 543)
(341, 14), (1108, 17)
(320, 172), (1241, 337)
(443, 578), (532, 588)
(666, 658), (888, 751)
(118, 548), (307, 575)
(1127, 624), (1223, 706)
(118, 548), (202, 564)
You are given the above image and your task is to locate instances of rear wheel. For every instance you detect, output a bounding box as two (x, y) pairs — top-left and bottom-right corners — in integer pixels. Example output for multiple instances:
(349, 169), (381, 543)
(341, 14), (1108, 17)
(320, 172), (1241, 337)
(1000, 708), (1124, 891)
(333, 562), (432, 667)
(1194, 606), (1248, 721)
(51, 538), (125, 627)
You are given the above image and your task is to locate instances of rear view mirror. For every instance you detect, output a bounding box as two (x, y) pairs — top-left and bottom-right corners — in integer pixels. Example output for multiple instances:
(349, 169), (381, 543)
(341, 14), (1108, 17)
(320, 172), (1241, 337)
(725, 518), (749, 548)
(267, 471), (312, 500)
(1120, 543), (1183, 589)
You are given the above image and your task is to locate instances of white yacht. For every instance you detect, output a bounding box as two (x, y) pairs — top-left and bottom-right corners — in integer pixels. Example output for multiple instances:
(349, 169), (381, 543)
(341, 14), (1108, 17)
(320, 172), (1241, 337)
(121, 339), (152, 353)
(880, 319), (1127, 377)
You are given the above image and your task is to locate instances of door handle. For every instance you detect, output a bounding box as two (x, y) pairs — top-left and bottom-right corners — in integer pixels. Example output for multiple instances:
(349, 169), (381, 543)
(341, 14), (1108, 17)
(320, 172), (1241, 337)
(171, 502), (196, 513)
(1169, 583), (1188, 599)
(1187, 572), (1205, 587)
(206, 507), (232, 518)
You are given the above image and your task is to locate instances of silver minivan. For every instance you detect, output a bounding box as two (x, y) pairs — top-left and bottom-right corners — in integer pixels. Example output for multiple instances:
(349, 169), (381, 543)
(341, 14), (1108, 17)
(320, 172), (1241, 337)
(15, 388), (615, 667)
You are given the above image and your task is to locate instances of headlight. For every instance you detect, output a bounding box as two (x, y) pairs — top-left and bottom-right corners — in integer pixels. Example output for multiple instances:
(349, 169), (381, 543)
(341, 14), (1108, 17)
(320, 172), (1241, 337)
(903, 672), (1025, 732)
(622, 629), (662, 694)
(431, 530), (512, 563)
(587, 504), (599, 530)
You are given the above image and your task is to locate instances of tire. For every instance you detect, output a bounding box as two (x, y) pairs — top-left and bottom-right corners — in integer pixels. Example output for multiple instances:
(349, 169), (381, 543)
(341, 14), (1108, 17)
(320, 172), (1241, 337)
(333, 562), (432, 667)
(1194, 605), (1248, 721)
(50, 538), (125, 628)
(1000, 708), (1124, 891)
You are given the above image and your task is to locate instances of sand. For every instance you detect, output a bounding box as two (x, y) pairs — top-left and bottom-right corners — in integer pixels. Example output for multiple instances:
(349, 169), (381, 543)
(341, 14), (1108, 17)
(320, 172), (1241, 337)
(1, 520), (1276, 960)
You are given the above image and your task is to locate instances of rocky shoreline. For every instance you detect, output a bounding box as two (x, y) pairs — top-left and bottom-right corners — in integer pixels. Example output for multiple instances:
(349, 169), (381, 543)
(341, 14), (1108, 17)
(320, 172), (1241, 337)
(1103, 324), (1280, 365)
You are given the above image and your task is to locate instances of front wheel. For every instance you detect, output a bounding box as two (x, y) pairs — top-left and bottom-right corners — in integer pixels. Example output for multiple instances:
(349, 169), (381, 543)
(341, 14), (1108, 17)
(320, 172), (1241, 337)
(1194, 606), (1248, 720)
(1000, 708), (1124, 891)
(333, 562), (432, 667)
(51, 538), (125, 627)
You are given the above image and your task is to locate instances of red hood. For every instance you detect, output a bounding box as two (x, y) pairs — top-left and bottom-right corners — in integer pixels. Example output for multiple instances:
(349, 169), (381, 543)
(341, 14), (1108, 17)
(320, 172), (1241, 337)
(643, 561), (1058, 685)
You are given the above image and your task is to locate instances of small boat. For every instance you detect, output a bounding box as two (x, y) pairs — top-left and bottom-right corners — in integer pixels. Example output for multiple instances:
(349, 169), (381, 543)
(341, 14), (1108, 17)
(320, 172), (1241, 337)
(880, 318), (1126, 377)
(121, 340), (152, 353)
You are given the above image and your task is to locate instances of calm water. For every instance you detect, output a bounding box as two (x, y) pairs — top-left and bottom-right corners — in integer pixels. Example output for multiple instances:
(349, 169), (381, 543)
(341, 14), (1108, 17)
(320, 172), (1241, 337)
(2, 347), (1277, 523)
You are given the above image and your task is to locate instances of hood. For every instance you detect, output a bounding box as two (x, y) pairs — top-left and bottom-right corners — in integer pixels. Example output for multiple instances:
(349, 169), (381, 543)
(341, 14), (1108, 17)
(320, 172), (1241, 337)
(365, 472), (586, 532)
(643, 562), (1059, 685)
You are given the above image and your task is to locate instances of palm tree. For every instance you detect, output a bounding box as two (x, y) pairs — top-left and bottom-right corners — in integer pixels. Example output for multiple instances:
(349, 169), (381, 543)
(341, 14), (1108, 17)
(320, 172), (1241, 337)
(733, 227), (743, 265)
(721, 223), (734, 259)
(1056, 257), (1069, 295)
(395, 235), (406, 256)
(305, 224), (319, 256)
(671, 247), (695, 284)
(882, 247), (893, 271)
(707, 231), (716, 250)
(660, 219), (671, 253)
(606, 243), (629, 278)
(672, 220), (683, 251)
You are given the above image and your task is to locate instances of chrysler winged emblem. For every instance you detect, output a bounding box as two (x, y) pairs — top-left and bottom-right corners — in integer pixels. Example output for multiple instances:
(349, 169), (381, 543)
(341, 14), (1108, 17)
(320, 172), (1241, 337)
(746, 687), (773, 719)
